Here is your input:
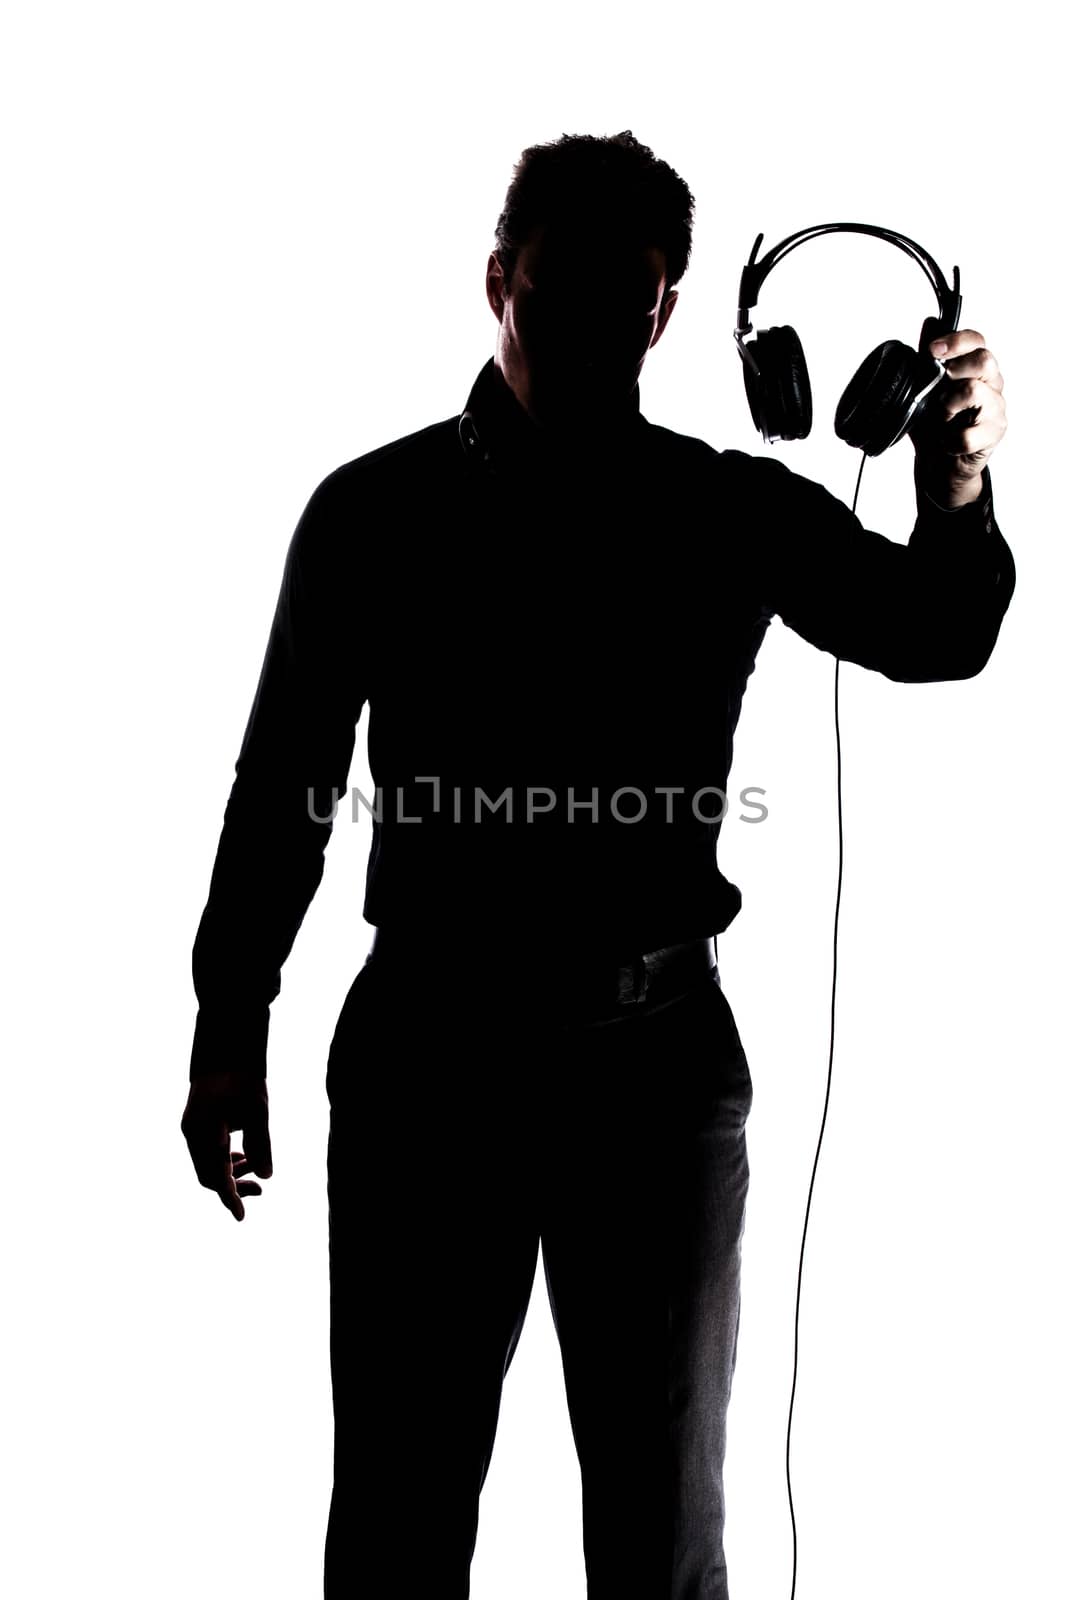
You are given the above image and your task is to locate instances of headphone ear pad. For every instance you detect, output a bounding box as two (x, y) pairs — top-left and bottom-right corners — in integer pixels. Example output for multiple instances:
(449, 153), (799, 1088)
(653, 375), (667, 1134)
(744, 325), (812, 442)
(836, 339), (939, 456)
(742, 333), (768, 436)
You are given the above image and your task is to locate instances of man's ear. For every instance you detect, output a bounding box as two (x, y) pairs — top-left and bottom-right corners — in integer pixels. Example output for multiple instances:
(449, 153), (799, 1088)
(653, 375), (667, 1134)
(486, 253), (506, 324)
(650, 289), (679, 349)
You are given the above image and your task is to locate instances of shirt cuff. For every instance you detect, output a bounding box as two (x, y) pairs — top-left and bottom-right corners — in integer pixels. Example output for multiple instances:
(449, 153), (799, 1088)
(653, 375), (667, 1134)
(189, 1004), (270, 1082)
(915, 464), (995, 536)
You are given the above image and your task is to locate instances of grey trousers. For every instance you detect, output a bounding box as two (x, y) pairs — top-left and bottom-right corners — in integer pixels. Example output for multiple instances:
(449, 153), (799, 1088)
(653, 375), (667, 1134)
(324, 948), (753, 1599)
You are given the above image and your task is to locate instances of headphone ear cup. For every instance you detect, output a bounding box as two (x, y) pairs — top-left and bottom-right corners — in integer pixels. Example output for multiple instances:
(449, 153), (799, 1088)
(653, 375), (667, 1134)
(835, 339), (942, 456)
(741, 333), (768, 437)
(743, 324), (812, 442)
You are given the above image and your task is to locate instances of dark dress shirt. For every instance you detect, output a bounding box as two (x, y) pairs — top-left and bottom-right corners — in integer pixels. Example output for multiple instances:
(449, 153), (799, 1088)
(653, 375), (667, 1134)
(188, 355), (1016, 1080)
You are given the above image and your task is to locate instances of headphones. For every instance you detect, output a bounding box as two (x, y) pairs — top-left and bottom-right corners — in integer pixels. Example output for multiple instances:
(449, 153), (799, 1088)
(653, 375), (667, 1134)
(732, 219), (975, 1600)
(734, 221), (962, 454)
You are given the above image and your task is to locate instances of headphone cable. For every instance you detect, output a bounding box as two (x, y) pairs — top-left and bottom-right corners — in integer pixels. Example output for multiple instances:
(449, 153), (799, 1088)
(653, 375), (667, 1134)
(786, 447), (868, 1600)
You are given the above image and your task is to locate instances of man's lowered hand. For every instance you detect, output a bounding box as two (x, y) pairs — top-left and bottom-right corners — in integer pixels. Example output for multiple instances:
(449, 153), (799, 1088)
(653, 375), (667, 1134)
(181, 1072), (273, 1222)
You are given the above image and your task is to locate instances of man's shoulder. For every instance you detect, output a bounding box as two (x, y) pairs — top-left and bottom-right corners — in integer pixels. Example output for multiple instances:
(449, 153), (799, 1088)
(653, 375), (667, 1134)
(287, 414), (467, 587)
(642, 417), (719, 456)
(648, 427), (824, 502)
(639, 420), (755, 478)
(306, 408), (799, 501)
(317, 415), (461, 498)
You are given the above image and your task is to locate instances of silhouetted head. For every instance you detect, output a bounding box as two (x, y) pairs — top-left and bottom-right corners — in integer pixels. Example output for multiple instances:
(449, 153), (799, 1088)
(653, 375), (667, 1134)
(485, 131), (694, 436)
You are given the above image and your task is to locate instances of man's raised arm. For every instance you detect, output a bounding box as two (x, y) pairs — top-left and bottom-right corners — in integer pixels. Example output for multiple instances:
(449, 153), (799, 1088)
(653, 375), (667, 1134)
(725, 326), (1015, 683)
(728, 448), (1016, 683)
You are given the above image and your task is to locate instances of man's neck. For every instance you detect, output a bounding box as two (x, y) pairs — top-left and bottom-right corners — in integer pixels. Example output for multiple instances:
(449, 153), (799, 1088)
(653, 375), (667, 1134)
(490, 358), (643, 457)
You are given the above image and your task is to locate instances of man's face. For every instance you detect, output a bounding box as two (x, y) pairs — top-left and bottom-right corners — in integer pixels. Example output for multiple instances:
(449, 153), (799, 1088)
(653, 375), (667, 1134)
(486, 221), (678, 431)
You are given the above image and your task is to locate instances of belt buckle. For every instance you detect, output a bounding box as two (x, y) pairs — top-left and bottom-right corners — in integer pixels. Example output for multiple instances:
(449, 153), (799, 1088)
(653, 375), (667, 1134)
(619, 953), (648, 1006)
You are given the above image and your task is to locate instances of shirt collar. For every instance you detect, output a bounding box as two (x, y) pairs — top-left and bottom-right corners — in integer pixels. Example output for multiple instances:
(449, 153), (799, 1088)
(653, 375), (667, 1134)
(458, 355), (649, 476)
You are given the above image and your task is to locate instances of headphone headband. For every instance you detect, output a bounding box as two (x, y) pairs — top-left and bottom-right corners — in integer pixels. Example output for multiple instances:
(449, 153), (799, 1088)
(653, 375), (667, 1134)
(734, 222), (962, 345)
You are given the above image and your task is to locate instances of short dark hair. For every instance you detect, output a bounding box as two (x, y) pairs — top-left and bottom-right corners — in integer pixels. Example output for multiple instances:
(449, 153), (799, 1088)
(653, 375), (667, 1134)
(492, 130), (695, 297)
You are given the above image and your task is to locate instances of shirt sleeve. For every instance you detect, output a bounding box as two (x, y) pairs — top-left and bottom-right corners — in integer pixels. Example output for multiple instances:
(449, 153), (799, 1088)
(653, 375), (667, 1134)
(188, 469), (366, 1082)
(724, 450), (1016, 683)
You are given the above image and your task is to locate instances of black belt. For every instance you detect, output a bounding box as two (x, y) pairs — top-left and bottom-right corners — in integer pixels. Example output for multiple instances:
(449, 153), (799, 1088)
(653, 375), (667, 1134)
(366, 926), (717, 1015)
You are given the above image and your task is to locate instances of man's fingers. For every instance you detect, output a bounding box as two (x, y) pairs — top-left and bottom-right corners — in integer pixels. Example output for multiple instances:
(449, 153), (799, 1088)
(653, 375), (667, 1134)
(182, 1113), (232, 1189)
(940, 376), (1002, 420)
(241, 1103), (274, 1180)
(230, 1150), (266, 1203)
(180, 1117), (243, 1219)
(182, 1075), (272, 1221)
(181, 1100), (265, 1222)
(940, 349), (1003, 392)
(929, 328), (985, 358)
(943, 384), (1006, 452)
(928, 334), (1004, 393)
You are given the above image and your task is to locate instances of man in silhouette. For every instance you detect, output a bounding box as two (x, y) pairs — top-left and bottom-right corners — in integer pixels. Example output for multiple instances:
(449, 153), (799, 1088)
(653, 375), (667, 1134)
(182, 131), (1013, 1599)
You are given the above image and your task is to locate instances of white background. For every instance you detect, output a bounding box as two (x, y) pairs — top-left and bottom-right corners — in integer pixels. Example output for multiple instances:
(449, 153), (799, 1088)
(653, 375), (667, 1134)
(3, 2), (1062, 1597)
